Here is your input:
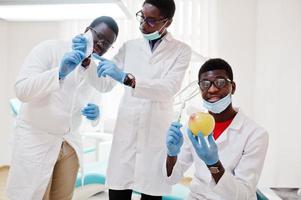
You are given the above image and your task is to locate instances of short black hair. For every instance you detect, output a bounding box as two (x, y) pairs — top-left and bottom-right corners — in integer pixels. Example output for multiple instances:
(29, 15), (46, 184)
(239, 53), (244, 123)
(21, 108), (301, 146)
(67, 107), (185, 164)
(143, 0), (176, 19)
(89, 16), (119, 36)
(198, 58), (234, 81)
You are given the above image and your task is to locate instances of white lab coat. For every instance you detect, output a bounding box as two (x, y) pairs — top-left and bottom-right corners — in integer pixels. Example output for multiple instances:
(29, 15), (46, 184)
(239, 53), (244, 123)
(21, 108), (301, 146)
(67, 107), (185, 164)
(96, 33), (192, 196)
(164, 109), (269, 200)
(6, 40), (109, 200)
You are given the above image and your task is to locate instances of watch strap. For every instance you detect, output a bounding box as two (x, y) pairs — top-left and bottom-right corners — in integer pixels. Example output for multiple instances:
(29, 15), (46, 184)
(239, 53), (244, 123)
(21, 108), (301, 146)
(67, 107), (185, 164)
(123, 73), (135, 88)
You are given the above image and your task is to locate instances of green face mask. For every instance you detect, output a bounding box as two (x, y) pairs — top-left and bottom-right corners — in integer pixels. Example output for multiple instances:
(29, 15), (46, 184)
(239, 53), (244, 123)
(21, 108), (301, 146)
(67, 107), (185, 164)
(141, 20), (168, 41)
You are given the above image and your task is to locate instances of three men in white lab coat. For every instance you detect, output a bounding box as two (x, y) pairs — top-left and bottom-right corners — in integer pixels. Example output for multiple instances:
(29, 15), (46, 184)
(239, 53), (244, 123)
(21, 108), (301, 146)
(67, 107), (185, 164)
(165, 58), (269, 199)
(73, 0), (191, 199)
(6, 16), (119, 200)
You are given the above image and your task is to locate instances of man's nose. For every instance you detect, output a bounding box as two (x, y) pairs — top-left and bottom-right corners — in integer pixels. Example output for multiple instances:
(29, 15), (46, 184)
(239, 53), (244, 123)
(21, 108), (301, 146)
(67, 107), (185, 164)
(140, 21), (149, 31)
(207, 83), (219, 93)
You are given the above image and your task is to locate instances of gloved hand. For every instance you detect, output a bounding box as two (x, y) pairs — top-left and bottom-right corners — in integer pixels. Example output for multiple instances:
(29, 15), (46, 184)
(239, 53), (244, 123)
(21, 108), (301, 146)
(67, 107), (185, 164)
(72, 34), (87, 54)
(166, 122), (184, 157)
(96, 57), (126, 83)
(188, 130), (219, 165)
(81, 103), (100, 120)
(59, 50), (84, 79)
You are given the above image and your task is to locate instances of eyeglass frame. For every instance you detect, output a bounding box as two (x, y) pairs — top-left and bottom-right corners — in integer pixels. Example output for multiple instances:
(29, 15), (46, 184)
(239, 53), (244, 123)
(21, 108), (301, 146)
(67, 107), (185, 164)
(135, 10), (168, 27)
(198, 77), (232, 91)
(88, 27), (114, 50)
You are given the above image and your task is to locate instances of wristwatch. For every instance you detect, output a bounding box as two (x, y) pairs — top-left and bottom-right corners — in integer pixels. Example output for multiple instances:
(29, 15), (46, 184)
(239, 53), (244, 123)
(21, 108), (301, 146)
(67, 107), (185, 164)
(208, 166), (220, 174)
(81, 57), (91, 69)
(207, 160), (224, 174)
(207, 160), (225, 183)
(123, 73), (136, 88)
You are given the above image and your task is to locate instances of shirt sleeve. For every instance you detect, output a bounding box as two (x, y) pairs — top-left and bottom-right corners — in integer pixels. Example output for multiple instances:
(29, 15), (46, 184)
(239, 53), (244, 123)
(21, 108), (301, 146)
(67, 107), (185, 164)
(132, 44), (192, 102)
(212, 129), (269, 199)
(15, 41), (61, 102)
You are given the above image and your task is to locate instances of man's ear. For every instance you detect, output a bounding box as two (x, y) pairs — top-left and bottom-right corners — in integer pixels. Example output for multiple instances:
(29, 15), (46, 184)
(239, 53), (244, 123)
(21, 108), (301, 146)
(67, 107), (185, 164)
(231, 81), (236, 94)
(165, 19), (173, 28)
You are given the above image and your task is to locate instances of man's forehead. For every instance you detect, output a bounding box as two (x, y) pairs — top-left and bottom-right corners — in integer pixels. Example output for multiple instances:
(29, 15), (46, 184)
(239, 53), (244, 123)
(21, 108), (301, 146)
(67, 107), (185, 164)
(92, 23), (116, 42)
(142, 3), (161, 18)
(92, 22), (108, 32)
(200, 69), (228, 78)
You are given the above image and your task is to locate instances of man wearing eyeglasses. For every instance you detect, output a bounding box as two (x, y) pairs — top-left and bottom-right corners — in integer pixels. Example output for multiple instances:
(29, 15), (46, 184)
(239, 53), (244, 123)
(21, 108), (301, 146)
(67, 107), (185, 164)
(72, 0), (191, 199)
(7, 16), (118, 200)
(164, 58), (269, 199)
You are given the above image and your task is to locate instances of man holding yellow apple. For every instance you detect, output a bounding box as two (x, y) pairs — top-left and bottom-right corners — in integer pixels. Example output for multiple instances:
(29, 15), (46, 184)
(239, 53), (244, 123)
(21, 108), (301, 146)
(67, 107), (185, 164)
(164, 58), (269, 199)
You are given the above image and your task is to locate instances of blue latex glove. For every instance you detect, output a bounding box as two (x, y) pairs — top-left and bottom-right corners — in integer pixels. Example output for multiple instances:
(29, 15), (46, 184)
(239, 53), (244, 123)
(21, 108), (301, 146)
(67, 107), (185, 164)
(96, 56), (126, 83)
(59, 50), (84, 79)
(166, 122), (183, 157)
(81, 103), (100, 120)
(72, 34), (87, 54)
(188, 130), (219, 165)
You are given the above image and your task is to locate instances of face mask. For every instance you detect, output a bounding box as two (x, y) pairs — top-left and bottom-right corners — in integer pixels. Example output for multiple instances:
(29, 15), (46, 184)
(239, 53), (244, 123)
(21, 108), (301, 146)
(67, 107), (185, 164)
(203, 94), (232, 114)
(141, 20), (168, 41)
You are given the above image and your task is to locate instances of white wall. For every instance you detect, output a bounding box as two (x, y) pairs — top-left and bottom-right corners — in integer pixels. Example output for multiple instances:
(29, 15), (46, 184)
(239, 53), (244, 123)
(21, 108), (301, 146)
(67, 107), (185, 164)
(254, 0), (301, 187)
(0, 19), (11, 164)
(207, 0), (301, 187)
(6, 22), (65, 96)
(207, 0), (257, 116)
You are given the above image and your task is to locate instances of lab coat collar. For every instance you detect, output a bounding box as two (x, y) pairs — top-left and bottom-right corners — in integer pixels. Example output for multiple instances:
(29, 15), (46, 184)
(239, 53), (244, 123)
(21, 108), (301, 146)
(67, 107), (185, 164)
(151, 32), (173, 56)
(162, 32), (173, 42)
(140, 32), (173, 56)
(141, 38), (152, 56)
(215, 108), (245, 143)
(227, 108), (245, 132)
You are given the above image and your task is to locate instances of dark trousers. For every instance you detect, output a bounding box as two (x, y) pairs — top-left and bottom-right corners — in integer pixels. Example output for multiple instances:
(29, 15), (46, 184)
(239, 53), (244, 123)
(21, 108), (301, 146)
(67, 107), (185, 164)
(109, 189), (162, 200)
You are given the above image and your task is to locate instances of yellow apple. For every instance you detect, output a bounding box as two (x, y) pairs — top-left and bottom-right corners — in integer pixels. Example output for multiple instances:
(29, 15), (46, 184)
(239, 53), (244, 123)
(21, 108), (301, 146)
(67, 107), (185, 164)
(188, 112), (215, 136)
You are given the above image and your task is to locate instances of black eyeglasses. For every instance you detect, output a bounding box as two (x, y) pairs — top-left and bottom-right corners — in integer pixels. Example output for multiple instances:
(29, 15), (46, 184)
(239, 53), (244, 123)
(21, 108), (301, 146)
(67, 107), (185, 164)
(135, 10), (167, 27)
(198, 77), (232, 91)
(89, 27), (113, 50)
